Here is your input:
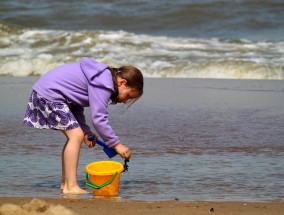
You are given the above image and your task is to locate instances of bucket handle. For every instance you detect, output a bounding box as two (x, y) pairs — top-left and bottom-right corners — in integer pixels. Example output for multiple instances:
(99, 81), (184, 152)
(85, 172), (118, 189)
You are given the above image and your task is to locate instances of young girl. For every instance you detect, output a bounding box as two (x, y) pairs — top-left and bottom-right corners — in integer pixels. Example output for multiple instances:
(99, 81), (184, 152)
(23, 57), (144, 194)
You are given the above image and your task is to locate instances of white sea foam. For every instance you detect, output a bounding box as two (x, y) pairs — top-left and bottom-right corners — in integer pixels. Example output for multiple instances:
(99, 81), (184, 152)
(0, 27), (283, 79)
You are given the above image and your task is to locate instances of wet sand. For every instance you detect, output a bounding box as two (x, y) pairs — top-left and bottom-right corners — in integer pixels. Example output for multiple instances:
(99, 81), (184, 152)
(1, 77), (284, 116)
(0, 197), (283, 215)
(1, 77), (283, 214)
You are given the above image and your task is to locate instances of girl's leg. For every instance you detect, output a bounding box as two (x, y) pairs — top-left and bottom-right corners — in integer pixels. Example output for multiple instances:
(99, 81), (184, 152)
(60, 140), (68, 190)
(61, 127), (87, 194)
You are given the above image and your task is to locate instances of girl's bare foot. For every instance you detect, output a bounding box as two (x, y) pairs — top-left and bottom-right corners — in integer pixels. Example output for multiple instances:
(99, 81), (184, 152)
(60, 183), (65, 190)
(62, 185), (88, 194)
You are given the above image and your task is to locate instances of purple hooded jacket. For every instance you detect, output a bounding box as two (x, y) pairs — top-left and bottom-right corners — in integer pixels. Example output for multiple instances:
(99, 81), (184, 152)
(33, 57), (119, 147)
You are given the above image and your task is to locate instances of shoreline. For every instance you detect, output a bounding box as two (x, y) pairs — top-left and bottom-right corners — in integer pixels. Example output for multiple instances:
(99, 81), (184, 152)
(0, 197), (283, 215)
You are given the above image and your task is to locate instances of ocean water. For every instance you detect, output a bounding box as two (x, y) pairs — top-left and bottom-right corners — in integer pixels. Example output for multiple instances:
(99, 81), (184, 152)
(0, 0), (284, 202)
(0, 0), (284, 79)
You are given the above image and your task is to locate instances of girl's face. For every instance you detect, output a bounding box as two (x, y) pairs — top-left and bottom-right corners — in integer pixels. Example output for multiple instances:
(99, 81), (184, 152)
(117, 78), (140, 104)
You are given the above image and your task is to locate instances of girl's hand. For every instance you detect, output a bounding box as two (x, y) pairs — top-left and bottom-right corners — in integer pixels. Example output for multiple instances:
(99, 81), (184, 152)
(84, 132), (97, 148)
(114, 143), (131, 160)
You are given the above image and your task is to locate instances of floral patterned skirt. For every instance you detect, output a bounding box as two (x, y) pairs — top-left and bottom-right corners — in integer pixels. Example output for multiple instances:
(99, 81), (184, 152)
(23, 90), (80, 130)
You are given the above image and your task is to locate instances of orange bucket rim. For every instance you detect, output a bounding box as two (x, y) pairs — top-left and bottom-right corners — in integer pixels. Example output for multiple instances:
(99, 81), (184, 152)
(86, 160), (124, 175)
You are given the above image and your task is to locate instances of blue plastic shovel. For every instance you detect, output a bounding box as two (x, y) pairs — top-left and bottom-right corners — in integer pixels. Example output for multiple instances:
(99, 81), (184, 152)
(88, 135), (118, 158)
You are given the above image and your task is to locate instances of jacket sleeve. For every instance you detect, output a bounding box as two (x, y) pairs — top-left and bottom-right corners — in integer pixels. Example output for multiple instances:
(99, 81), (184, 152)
(88, 85), (120, 147)
(70, 105), (91, 134)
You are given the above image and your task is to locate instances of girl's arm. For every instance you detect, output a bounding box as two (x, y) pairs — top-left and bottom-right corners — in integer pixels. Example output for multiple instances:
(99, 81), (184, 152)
(88, 85), (120, 147)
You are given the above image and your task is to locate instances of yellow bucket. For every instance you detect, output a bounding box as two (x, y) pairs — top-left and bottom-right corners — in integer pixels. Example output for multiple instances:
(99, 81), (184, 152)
(85, 161), (124, 196)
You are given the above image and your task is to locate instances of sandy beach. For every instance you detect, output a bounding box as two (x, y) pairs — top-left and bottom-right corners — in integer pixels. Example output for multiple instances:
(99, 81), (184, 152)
(1, 197), (283, 215)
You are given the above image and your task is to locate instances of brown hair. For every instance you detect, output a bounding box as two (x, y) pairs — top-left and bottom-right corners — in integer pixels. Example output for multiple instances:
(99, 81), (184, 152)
(109, 66), (144, 105)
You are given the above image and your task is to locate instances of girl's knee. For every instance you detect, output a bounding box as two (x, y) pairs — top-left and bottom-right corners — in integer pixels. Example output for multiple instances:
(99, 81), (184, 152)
(62, 128), (84, 143)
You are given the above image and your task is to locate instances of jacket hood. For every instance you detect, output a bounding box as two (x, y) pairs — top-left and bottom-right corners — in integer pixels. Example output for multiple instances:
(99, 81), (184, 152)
(80, 57), (114, 91)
